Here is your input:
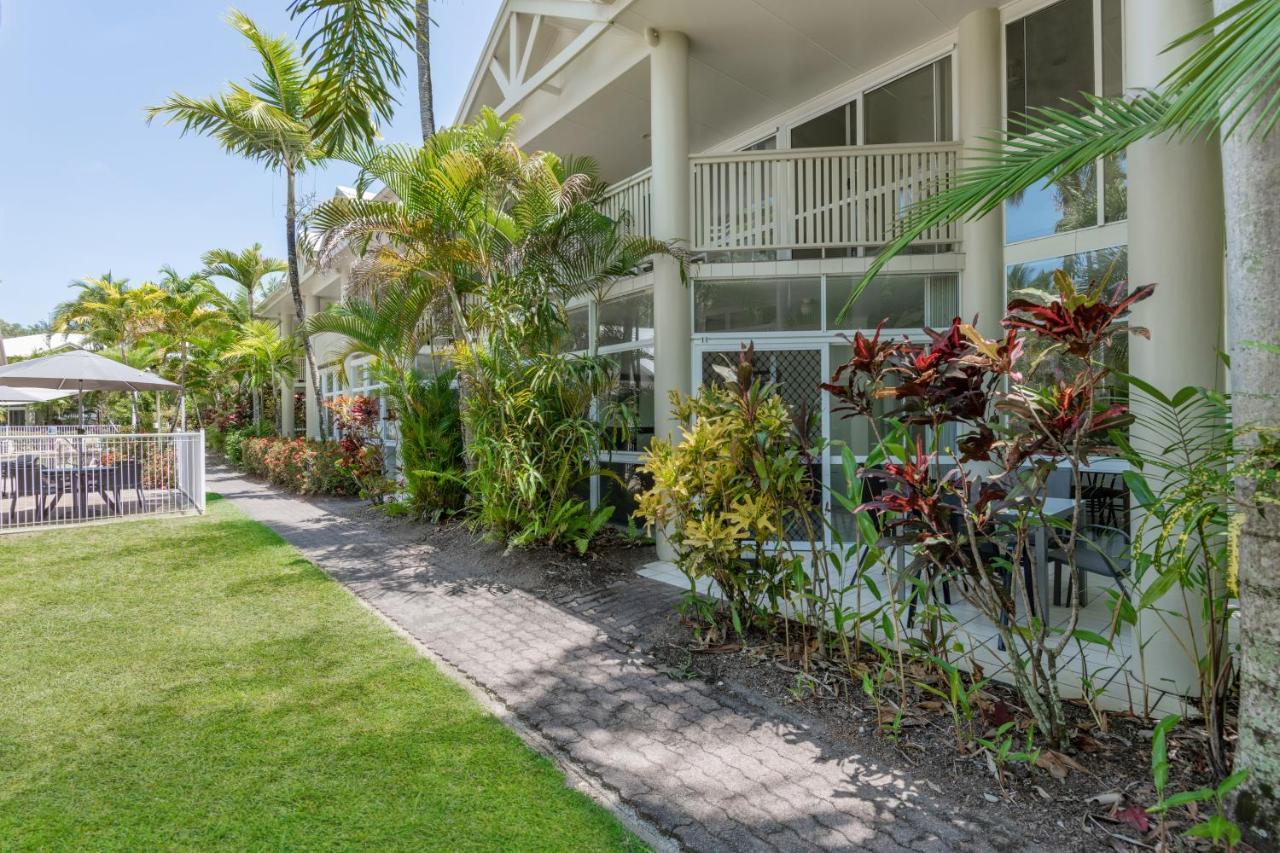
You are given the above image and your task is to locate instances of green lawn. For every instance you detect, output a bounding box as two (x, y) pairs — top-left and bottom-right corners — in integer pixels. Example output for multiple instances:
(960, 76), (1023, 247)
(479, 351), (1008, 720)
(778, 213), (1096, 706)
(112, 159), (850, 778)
(0, 496), (640, 851)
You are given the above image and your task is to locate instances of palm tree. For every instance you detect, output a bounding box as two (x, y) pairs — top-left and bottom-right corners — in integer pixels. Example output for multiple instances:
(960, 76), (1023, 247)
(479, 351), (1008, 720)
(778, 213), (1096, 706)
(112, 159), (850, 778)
(147, 11), (382, 440)
(224, 320), (301, 430)
(152, 273), (224, 430)
(285, 0), (432, 142)
(202, 244), (286, 320)
(852, 0), (1280, 830)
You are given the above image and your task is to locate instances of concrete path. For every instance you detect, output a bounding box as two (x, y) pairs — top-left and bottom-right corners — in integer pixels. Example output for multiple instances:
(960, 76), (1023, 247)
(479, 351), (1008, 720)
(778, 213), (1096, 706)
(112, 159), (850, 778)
(211, 467), (1027, 852)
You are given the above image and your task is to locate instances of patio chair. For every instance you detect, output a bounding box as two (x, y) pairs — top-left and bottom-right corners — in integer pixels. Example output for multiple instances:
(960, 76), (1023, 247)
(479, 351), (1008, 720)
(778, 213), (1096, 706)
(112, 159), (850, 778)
(5, 455), (46, 521)
(1048, 524), (1131, 606)
(109, 459), (146, 512)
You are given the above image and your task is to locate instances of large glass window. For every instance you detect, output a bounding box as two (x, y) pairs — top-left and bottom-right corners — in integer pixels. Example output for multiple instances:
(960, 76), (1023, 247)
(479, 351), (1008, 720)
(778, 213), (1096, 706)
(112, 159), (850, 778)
(1004, 0), (1126, 241)
(1006, 0), (1093, 126)
(792, 101), (855, 149)
(1007, 246), (1130, 408)
(695, 277), (822, 332)
(597, 290), (654, 347)
(864, 58), (952, 145)
(565, 305), (590, 351)
(826, 273), (958, 331)
(602, 347), (655, 451)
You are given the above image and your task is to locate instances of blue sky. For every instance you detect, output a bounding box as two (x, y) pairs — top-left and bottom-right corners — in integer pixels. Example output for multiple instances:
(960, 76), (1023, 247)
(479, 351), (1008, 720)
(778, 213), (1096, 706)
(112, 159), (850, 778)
(0, 0), (501, 325)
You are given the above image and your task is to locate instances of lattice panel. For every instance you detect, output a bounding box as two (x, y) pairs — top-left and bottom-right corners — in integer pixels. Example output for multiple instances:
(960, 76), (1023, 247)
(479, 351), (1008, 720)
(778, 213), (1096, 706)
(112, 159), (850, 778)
(700, 348), (823, 441)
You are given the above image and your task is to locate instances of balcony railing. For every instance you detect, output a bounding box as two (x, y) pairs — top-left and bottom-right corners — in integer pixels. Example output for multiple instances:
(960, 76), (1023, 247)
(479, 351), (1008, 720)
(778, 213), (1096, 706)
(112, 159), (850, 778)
(599, 142), (961, 253)
(0, 432), (206, 534)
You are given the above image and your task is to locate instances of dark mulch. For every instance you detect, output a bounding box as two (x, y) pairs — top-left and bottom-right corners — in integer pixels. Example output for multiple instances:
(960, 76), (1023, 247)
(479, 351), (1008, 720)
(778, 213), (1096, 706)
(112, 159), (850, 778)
(334, 493), (1237, 850)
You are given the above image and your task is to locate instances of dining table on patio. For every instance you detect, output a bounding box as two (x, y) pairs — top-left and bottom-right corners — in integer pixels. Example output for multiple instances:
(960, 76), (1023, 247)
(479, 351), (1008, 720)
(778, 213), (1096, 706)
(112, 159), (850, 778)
(43, 463), (118, 518)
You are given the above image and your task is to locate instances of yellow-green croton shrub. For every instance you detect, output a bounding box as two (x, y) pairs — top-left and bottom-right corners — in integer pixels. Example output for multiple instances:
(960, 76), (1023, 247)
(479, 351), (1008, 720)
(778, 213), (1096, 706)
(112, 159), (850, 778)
(636, 347), (821, 630)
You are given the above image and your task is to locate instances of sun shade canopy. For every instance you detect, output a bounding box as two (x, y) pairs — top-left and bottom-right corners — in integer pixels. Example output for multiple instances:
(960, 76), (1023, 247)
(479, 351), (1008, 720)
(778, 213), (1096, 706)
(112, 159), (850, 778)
(0, 349), (179, 392)
(0, 386), (77, 403)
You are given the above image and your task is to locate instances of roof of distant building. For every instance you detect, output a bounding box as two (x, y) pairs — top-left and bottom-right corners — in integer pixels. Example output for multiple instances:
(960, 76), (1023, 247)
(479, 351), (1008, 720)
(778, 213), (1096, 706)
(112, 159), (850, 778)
(1, 332), (87, 360)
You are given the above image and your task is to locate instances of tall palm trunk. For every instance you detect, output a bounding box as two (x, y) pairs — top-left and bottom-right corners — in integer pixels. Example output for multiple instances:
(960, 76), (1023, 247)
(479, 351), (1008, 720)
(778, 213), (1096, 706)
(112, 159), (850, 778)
(415, 0), (434, 140)
(1222, 75), (1280, 834)
(286, 164), (328, 440)
(176, 342), (190, 432)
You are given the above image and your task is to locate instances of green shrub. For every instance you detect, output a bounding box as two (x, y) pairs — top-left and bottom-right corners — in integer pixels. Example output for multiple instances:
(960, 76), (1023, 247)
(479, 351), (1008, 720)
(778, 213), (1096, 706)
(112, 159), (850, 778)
(457, 344), (614, 553)
(388, 367), (466, 519)
(240, 437), (364, 497)
(636, 346), (823, 629)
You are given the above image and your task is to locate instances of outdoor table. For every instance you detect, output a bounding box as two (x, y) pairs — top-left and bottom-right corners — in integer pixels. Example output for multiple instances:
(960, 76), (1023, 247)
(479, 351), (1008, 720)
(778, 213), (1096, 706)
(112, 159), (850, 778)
(45, 465), (115, 518)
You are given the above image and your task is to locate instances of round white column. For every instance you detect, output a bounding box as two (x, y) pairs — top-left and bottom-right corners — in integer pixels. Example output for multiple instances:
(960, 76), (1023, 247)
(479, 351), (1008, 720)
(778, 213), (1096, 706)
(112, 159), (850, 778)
(649, 30), (691, 562)
(279, 308), (296, 437)
(956, 7), (1006, 337)
(1125, 0), (1225, 698)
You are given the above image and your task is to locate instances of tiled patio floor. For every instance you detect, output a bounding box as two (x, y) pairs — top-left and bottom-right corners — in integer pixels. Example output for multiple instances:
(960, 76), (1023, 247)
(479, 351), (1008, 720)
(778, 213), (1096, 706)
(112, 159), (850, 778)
(210, 466), (1033, 852)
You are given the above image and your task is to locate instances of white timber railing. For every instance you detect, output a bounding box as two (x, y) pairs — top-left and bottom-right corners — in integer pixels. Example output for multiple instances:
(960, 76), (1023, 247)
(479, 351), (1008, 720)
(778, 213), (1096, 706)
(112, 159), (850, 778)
(0, 432), (206, 534)
(599, 167), (652, 238)
(598, 142), (961, 253)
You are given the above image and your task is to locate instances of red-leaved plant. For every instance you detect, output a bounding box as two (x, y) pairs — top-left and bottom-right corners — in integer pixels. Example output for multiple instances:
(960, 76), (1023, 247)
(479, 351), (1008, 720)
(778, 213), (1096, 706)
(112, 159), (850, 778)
(822, 270), (1153, 747)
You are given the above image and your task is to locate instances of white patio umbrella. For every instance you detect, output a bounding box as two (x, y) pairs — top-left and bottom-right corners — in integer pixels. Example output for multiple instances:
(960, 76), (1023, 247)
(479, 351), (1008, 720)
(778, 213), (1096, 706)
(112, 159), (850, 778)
(0, 386), (76, 403)
(0, 349), (178, 427)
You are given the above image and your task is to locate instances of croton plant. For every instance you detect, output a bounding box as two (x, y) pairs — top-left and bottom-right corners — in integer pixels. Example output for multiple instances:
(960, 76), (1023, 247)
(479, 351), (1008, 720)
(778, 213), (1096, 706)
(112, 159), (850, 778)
(820, 271), (1154, 746)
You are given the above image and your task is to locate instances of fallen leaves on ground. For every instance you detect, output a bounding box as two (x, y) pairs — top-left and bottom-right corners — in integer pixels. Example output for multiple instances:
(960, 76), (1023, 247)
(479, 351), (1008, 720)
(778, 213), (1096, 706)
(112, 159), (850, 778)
(1036, 749), (1087, 780)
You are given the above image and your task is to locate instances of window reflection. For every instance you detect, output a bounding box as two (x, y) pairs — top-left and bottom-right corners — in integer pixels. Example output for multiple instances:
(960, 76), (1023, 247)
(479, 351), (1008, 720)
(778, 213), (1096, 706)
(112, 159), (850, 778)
(1006, 246), (1130, 415)
(597, 291), (654, 347)
(695, 277), (822, 332)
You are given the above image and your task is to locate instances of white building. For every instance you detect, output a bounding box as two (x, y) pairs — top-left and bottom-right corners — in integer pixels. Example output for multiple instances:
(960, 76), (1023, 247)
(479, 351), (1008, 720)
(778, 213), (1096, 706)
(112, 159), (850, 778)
(266, 0), (1225, 709)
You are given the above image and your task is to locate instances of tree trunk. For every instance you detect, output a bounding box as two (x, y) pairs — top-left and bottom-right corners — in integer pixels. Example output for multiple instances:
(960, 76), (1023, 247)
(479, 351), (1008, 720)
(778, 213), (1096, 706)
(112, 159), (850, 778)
(177, 344), (189, 432)
(1220, 50), (1280, 837)
(415, 0), (434, 141)
(286, 165), (328, 440)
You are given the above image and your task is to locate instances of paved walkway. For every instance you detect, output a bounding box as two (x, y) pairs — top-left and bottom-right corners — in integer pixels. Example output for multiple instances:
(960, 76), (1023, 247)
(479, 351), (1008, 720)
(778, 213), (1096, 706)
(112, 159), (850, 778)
(211, 467), (1027, 852)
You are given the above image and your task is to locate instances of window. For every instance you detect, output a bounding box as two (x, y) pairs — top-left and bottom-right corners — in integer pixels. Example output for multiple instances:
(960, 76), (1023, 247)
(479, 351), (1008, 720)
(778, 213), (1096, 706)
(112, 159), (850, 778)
(826, 273), (959, 331)
(864, 58), (952, 145)
(1004, 0), (1126, 241)
(792, 101), (855, 149)
(565, 305), (590, 351)
(1006, 0), (1093, 125)
(602, 347), (655, 451)
(789, 57), (954, 149)
(597, 291), (654, 347)
(695, 277), (822, 332)
(742, 134), (778, 151)
(1007, 246), (1130, 410)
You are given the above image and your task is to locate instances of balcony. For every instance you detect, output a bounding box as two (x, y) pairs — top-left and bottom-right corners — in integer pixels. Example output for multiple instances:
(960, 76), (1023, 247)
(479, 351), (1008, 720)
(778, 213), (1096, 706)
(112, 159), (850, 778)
(599, 142), (961, 254)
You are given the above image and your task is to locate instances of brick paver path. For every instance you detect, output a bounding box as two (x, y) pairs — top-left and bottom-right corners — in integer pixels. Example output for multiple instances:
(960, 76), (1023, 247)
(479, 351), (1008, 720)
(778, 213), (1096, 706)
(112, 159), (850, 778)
(212, 467), (1027, 852)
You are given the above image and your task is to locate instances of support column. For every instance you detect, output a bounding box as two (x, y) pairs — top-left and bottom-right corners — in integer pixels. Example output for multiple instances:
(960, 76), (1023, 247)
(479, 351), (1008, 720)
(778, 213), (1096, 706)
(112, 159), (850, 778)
(956, 8), (1006, 337)
(649, 29), (691, 561)
(279, 309), (296, 437)
(1125, 0), (1225, 698)
(304, 294), (322, 440)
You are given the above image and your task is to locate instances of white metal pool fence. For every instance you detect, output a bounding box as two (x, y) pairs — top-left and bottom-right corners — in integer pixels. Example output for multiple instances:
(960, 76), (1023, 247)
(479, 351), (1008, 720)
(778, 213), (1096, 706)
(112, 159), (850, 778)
(0, 432), (205, 534)
(0, 425), (122, 436)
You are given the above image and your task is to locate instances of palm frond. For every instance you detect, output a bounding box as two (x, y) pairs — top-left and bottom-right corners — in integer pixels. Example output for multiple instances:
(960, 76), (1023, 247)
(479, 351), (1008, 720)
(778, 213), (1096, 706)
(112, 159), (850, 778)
(288, 0), (413, 151)
(1163, 0), (1280, 139)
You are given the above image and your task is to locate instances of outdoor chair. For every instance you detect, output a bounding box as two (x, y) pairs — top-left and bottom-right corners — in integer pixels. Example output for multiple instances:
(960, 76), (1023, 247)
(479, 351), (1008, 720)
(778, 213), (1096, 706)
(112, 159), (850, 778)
(5, 456), (46, 520)
(1048, 524), (1131, 607)
(1076, 472), (1128, 529)
(108, 460), (146, 512)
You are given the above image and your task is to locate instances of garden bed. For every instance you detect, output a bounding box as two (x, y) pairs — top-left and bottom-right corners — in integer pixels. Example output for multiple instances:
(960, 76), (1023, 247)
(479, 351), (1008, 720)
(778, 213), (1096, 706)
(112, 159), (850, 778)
(336, 499), (1231, 851)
